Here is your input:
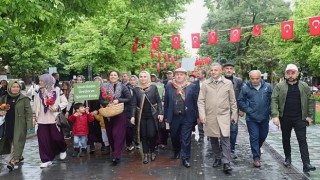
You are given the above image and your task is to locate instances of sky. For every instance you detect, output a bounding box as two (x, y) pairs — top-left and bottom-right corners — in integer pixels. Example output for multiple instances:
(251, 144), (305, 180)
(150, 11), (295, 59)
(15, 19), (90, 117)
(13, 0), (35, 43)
(180, 0), (209, 57)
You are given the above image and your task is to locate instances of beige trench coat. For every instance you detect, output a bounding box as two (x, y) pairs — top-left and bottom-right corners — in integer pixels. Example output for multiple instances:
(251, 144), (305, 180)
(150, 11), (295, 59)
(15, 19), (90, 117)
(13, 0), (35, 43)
(197, 76), (237, 137)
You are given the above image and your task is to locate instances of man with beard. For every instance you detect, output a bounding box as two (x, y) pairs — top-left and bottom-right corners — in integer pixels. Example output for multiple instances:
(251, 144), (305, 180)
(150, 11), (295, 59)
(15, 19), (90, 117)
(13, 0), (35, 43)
(223, 63), (243, 159)
(272, 64), (316, 173)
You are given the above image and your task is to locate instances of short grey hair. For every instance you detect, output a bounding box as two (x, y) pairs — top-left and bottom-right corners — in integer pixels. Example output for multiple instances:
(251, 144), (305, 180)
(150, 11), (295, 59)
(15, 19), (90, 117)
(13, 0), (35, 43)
(211, 62), (222, 69)
(249, 70), (262, 77)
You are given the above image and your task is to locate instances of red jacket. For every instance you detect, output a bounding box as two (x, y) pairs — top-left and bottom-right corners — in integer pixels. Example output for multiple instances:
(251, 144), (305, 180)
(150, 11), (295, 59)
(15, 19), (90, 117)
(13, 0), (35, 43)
(68, 112), (94, 136)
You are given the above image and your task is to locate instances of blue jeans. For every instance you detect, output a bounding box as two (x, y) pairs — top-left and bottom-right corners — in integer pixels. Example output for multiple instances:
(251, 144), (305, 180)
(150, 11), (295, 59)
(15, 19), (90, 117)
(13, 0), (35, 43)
(230, 123), (238, 153)
(246, 120), (269, 160)
(74, 135), (87, 148)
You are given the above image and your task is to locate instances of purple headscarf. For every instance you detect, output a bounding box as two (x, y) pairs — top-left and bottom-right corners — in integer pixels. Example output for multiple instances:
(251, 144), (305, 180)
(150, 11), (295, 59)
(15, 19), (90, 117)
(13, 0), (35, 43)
(39, 74), (55, 92)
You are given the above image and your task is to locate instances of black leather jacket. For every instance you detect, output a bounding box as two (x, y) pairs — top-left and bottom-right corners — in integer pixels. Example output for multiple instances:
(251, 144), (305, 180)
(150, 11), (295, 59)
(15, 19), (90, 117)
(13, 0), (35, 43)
(131, 85), (163, 118)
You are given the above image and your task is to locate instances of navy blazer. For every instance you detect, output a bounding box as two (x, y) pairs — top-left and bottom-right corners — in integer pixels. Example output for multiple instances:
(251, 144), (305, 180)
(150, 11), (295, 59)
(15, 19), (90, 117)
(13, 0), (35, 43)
(164, 82), (199, 123)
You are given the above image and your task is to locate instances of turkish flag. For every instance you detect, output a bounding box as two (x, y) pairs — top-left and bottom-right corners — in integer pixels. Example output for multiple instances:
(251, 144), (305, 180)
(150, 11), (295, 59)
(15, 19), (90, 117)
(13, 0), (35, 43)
(175, 55), (179, 60)
(208, 31), (218, 44)
(164, 52), (169, 62)
(158, 50), (162, 60)
(230, 28), (241, 43)
(171, 54), (175, 64)
(191, 33), (200, 48)
(150, 49), (155, 59)
(141, 44), (145, 48)
(176, 62), (181, 68)
(163, 62), (168, 70)
(132, 44), (137, 53)
(172, 34), (180, 49)
(156, 62), (161, 72)
(281, 21), (294, 39)
(151, 36), (161, 49)
(253, 25), (262, 36)
(309, 16), (320, 36)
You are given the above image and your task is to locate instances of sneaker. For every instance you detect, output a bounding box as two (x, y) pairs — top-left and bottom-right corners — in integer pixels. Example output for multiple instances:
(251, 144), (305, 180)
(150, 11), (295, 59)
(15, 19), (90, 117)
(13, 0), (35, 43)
(60, 151), (67, 160)
(7, 162), (14, 172)
(127, 145), (134, 151)
(40, 161), (52, 168)
(64, 134), (71, 140)
(16, 156), (24, 165)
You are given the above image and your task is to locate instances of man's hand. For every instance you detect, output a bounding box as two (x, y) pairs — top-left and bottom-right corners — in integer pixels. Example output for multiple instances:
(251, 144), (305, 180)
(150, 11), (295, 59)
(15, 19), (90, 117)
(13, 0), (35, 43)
(158, 115), (164, 122)
(306, 117), (313, 126)
(200, 117), (206, 124)
(130, 117), (135, 125)
(272, 117), (280, 127)
(239, 111), (244, 117)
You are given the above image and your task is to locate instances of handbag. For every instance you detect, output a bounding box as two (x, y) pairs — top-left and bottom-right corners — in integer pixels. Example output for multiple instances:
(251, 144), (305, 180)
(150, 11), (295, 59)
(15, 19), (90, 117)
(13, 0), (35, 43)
(56, 112), (71, 129)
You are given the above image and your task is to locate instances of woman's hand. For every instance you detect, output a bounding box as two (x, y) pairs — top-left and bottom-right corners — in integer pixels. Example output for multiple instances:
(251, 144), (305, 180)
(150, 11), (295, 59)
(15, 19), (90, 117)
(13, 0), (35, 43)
(49, 106), (56, 112)
(158, 115), (164, 122)
(0, 111), (6, 116)
(130, 117), (135, 125)
(112, 99), (119, 105)
(92, 110), (98, 116)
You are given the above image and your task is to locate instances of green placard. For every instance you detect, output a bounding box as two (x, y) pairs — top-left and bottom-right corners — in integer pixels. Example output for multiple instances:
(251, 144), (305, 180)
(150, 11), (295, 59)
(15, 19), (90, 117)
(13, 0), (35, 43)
(74, 82), (100, 101)
(152, 82), (164, 98)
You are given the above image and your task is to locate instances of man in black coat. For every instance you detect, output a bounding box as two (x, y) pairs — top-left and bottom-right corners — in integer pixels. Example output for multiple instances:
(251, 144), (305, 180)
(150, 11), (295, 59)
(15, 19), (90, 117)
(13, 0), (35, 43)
(164, 68), (198, 168)
(223, 63), (243, 159)
(192, 69), (207, 142)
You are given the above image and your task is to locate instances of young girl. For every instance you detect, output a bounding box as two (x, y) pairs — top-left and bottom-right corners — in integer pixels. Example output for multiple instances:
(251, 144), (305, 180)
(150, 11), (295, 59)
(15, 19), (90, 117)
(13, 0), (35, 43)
(68, 103), (94, 157)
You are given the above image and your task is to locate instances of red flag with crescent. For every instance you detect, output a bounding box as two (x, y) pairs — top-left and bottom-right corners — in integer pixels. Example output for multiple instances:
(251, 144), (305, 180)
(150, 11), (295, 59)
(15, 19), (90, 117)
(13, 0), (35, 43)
(150, 49), (155, 59)
(158, 50), (162, 60)
(156, 62), (161, 72)
(164, 52), (169, 62)
(176, 62), (181, 68)
(151, 36), (161, 49)
(309, 16), (320, 36)
(230, 28), (241, 43)
(281, 21), (294, 40)
(171, 54), (175, 64)
(163, 62), (168, 70)
(208, 31), (218, 44)
(132, 44), (137, 53)
(191, 33), (200, 48)
(253, 25), (262, 36)
(172, 34), (180, 49)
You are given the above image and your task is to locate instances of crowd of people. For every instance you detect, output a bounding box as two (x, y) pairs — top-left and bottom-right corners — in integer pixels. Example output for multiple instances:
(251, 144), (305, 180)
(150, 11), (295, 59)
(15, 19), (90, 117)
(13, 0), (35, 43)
(0, 62), (316, 174)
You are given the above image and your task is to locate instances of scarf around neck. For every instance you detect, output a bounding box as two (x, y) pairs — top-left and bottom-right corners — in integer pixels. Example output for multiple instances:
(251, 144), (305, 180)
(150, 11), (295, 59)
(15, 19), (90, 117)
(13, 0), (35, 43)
(105, 81), (122, 99)
(171, 80), (190, 102)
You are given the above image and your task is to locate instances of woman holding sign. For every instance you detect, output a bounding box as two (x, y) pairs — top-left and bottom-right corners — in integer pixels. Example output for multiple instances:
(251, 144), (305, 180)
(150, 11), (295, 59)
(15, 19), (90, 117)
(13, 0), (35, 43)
(34, 74), (68, 168)
(100, 70), (131, 166)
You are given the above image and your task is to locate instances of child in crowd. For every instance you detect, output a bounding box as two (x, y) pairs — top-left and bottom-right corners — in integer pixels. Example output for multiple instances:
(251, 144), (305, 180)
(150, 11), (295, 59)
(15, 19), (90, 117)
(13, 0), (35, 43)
(95, 114), (110, 154)
(68, 103), (94, 157)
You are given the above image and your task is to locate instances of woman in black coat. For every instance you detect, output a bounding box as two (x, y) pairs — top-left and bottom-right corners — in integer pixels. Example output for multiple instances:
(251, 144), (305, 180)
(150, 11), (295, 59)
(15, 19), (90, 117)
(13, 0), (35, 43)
(130, 71), (163, 164)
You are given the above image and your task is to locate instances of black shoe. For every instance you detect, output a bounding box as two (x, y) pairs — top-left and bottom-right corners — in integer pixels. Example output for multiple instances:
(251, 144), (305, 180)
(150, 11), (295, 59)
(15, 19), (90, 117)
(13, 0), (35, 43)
(212, 159), (221, 168)
(303, 164), (316, 172)
(105, 146), (111, 154)
(72, 148), (80, 157)
(79, 148), (87, 157)
(7, 162), (14, 172)
(16, 156), (24, 165)
(151, 153), (156, 161)
(143, 154), (149, 164)
(223, 163), (232, 172)
(283, 157), (291, 167)
(173, 152), (180, 159)
(111, 158), (120, 166)
(182, 159), (191, 168)
(89, 145), (95, 154)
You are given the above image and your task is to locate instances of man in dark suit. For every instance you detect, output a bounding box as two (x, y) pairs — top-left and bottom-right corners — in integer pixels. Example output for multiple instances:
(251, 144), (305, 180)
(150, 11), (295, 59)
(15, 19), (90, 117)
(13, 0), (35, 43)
(223, 63), (243, 159)
(164, 68), (198, 168)
(193, 69), (207, 142)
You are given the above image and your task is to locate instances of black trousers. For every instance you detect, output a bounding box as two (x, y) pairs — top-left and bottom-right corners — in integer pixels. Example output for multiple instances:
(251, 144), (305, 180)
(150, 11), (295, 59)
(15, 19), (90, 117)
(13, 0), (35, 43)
(280, 117), (310, 164)
(140, 115), (157, 153)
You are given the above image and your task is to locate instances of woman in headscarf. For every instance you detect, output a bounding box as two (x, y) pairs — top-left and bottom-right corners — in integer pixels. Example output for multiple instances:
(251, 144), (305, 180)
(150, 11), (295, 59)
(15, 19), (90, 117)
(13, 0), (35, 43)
(87, 76), (108, 154)
(34, 74), (68, 168)
(0, 80), (33, 171)
(100, 70), (131, 166)
(125, 75), (139, 151)
(130, 71), (163, 164)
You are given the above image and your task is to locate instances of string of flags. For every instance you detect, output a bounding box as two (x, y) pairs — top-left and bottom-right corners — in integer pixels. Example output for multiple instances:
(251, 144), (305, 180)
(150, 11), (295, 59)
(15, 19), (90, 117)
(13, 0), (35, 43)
(132, 15), (320, 53)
